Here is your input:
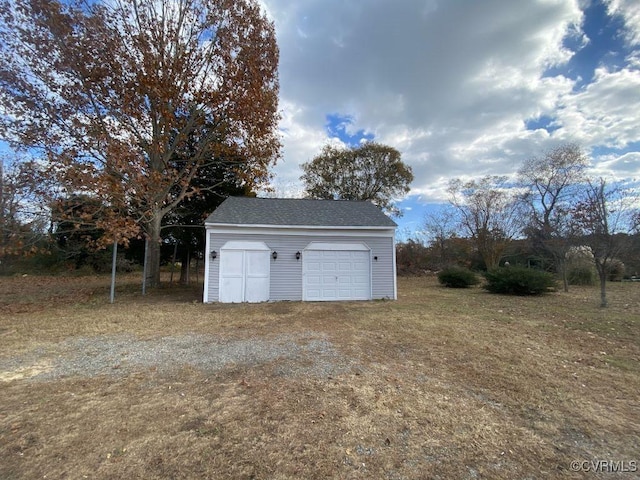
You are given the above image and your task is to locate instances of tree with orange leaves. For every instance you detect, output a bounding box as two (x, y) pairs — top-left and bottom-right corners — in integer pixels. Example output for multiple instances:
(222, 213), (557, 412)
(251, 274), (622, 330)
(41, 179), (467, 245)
(0, 0), (280, 287)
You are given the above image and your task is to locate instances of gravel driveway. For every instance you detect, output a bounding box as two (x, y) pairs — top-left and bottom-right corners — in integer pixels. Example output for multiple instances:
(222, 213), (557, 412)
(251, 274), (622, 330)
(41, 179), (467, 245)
(0, 332), (358, 382)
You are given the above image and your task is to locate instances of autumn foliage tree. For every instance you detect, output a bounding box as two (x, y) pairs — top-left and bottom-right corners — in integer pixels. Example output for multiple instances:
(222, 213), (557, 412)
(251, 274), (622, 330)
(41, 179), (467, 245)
(0, 0), (280, 287)
(301, 142), (413, 217)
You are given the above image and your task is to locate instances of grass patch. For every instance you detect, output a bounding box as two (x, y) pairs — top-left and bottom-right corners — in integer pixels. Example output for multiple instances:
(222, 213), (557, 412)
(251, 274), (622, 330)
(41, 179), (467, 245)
(604, 355), (639, 372)
(0, 274), (639, 479)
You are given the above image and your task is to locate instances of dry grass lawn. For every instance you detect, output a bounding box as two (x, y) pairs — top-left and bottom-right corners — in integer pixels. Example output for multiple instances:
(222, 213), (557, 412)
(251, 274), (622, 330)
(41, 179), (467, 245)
(1, 273), (639, 479)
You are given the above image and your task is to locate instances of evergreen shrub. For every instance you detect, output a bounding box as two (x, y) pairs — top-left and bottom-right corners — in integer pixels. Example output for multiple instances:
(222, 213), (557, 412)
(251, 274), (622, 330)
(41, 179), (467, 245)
(483, 266), (556, 295)
(437, 266), (480, 288)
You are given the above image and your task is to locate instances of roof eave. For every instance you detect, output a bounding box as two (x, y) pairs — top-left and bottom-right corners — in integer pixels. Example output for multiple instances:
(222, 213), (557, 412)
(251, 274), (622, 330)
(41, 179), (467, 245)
(204, 222), (396, 230)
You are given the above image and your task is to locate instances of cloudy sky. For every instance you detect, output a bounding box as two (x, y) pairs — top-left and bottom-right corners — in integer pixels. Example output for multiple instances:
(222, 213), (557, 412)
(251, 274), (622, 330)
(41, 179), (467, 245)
(259, 0), (640, 238)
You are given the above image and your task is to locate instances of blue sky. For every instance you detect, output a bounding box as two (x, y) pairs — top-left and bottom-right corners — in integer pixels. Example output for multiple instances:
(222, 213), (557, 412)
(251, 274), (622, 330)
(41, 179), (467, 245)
(261, 0), (640, 240)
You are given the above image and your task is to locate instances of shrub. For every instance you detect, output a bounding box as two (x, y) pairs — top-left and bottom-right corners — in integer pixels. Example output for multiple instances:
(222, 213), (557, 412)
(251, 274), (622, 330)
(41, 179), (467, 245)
(88, 251), (136, 274)
(606, 259), (625, 282)
(437, 266), (480, 288)
(483, 266), (556, 295)
(567, 264), (595, 285)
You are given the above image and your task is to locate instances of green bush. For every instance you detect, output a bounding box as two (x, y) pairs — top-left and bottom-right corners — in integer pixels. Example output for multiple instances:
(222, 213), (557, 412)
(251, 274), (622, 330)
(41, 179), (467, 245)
(567, 264), (595, 286)
(437, 266), (480, 288)
(483, 266), (556, 295)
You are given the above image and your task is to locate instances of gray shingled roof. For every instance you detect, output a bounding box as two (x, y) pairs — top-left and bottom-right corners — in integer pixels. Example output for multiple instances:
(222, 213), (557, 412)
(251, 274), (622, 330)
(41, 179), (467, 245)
(205, 197), (397, 228)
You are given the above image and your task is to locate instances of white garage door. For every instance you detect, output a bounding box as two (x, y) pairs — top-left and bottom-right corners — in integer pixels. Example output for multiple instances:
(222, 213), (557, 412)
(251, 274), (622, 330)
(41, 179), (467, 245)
(219, 241), (270, 303)
(303, 243), (371, 301)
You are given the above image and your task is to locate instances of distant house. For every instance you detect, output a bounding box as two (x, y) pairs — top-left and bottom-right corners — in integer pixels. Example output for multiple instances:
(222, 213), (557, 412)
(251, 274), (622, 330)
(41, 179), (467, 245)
(203, 197), (397, 303)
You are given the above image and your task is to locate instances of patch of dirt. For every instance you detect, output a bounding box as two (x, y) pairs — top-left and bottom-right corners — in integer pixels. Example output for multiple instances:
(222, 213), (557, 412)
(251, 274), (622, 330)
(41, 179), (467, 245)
(0, 362), (53, 382)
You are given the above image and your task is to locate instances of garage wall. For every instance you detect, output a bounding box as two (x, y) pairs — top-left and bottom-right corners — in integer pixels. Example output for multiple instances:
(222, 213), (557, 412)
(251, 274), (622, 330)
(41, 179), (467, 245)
(205, 230), (395, 302)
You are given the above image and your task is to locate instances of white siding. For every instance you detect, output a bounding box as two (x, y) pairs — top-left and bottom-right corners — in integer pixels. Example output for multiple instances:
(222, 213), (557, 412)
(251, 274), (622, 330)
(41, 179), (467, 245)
(204, 229), (395, 302)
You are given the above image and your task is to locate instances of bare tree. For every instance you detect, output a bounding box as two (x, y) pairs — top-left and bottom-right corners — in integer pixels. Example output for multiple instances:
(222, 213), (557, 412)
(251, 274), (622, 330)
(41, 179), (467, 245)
(447, 176), (522, 270)
(518, 143), (588, 291)
(423, 206), (460, 268)
(571, 178), (636, 307)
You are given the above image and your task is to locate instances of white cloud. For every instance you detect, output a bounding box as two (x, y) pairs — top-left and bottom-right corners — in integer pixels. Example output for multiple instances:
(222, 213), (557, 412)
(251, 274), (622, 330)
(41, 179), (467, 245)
(270, 100), (331, 187)
(592, 151), (640, 177)
(606, 0), (640, 46)
(554, 67), (640, 147)
(263, 0), (639, 213)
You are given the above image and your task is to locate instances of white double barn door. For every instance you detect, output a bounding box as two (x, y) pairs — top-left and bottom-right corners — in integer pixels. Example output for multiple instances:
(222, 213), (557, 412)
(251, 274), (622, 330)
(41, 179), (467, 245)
(219, 243), (270, 303)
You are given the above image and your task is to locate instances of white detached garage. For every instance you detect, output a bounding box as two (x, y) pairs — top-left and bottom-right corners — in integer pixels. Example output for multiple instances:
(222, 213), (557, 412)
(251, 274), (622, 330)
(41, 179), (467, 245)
(203, 197), (397, 303)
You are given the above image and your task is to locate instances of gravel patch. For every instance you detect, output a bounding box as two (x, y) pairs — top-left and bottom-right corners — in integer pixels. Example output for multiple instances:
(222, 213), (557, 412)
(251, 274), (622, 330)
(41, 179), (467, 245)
(0, 332), (359, 381)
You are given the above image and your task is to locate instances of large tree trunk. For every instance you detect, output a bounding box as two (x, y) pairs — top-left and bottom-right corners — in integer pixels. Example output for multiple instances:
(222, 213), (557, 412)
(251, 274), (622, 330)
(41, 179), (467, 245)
(145, 214), (162, 289)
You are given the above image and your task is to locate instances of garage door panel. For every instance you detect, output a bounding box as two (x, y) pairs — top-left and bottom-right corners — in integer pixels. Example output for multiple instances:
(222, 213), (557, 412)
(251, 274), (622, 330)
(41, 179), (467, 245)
(245, 277), (269, 302)
(322, 275), (337, 285)
(323, 262), (337, 272)
(220, 277), (243, 303)
(306, 261), (321, 272)
(246, 250), (269, 276)
(303, 248), (371, 301)
(221, 250), (243, 276)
